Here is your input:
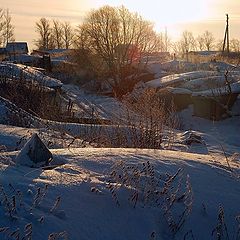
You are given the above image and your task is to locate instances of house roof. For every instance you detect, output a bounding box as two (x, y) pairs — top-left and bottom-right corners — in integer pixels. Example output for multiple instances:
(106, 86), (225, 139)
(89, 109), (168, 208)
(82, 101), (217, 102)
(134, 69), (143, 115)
(6, 42), (28, 54)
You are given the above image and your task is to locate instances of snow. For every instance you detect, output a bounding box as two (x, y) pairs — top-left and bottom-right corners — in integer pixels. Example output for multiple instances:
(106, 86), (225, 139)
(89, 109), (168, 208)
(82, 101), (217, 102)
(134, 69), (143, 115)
(0, 147), (239, 240)
(5, 54), (42, 64)
(0, 94), (239, 239)
(192, 80), (240, 96)
(164, 87), (192, 95)
(177, 103), (240, 155)
(0, 62), (62, 89)
(189, 50), (220, 56)
(62, 84), (127, 121)
(144, 67), (240, 98)
(146, 71), (221, 88)
(1, 57), (240, 239)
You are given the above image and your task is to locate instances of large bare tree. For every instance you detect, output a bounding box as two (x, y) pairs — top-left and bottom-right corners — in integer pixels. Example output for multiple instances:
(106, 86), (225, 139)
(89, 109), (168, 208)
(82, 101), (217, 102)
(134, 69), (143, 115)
(75, 5), (160, 97)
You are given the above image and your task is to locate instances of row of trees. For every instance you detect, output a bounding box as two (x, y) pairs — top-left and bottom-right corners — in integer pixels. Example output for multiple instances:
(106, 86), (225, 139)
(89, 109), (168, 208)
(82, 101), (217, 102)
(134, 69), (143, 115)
(0, 8), (14, 47)
(35, 18), (74, 50)
(172, 30), (240, 53)
(35, 17), (240, 54)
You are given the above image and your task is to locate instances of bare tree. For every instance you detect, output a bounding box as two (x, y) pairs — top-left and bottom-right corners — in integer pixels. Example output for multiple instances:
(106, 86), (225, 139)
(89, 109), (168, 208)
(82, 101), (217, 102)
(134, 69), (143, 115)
(180, 31), (196, 54)
(215, 40), (224, 51)
(2, 9), (14, 45)
(0, 9), (14, 47)
(62, 21), (74, 49)
(196, 35), (204, 51)
(202, 30), (215, 51)
(74, 24), (89, 49)
(0, 9), (5, 46)
(35, 18), (52, 50)
(157, 31), (171, 52)
(75, 5), (160, 97)
(52, 20), (63, 49)
(171, 40), (183, 55)
(230, 38), (240, 52)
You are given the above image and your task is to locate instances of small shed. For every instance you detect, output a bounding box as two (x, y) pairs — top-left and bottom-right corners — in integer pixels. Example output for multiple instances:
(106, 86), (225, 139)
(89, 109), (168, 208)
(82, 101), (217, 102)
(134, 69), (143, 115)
(6, 42), (29, 57)
(192, 93), (239, 120)
(156, 87), (192, 111)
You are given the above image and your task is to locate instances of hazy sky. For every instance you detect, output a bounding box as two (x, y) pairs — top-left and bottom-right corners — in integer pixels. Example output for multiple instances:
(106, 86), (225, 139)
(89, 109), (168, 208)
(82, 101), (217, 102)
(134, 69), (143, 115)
(0, 0), (239, 50)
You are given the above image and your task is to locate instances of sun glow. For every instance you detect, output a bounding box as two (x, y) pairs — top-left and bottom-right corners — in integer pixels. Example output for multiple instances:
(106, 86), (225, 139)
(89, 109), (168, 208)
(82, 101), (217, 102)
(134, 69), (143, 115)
(95, 0), (210, 25)
(152, 0), (209, 25)
(93, 0), (212, 39)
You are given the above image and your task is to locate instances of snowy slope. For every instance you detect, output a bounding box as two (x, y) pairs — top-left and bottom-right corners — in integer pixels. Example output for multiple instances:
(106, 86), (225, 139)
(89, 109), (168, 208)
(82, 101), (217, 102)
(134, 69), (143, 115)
(62, 84), (128, 121)
(0, 147), (239, 240)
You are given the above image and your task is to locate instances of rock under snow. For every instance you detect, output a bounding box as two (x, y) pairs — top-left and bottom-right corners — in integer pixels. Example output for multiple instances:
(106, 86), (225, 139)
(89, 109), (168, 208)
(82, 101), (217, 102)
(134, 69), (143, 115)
(15, 133), (52, 167)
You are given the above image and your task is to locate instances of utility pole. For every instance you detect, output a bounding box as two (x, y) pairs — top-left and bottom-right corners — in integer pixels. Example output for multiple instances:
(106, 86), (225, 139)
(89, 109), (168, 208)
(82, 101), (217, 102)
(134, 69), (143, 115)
(222, 14), (229, 53)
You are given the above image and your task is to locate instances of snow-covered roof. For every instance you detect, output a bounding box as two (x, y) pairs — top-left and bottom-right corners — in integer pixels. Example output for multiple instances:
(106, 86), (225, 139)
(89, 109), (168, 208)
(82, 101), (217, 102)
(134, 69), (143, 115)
(146, 71), (221, 88)
(192, 81), (240, 97)
(189, 51), (220, 56)
(0, 62), (62, 89)
(6, 54), (42, 63)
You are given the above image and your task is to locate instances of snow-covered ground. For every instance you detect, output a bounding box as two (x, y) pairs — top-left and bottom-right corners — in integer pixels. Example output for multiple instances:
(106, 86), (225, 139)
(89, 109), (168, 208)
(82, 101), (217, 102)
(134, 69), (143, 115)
(177, 101), (240, 156)
(0, 98), (239, 239)
(0, 58), (240, 240)
(62, 84), (127, 121)
(0, 147), (240, 240)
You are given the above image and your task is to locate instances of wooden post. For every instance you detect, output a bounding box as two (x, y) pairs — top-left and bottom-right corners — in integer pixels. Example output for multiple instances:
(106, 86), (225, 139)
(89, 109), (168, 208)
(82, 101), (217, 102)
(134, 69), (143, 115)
(222, 14), (229, 53)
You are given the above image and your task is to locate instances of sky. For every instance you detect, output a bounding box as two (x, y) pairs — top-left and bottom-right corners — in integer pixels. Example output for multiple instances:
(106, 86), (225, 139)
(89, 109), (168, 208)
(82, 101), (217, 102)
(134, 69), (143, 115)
(0, 0), (239, 50)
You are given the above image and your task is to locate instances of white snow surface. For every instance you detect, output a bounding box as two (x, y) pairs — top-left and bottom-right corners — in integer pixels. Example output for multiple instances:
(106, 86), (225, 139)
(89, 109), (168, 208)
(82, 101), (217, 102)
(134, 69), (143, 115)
(0, 62), (62, 89)
(0, 99), (239, 239)
(0, 147), (239, 240)
(62, 84), (127, 121)
(146, 71), (222, 89)
(0, 59), (240, 239)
